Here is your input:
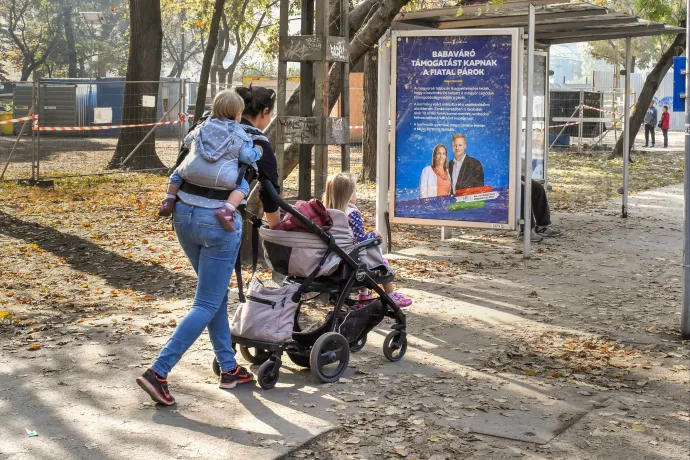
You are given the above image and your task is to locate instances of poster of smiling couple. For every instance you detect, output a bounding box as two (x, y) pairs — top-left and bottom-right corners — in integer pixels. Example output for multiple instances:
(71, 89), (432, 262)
(390, 29), (519, 229)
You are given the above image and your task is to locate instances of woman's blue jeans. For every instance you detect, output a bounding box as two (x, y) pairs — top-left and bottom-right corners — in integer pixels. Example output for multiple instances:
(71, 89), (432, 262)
(152, 201), (242, 377)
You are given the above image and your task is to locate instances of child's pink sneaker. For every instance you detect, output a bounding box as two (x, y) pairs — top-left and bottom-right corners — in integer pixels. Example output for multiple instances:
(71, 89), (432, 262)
(358, 289), (375, 301)
(389, 291), (412, 308)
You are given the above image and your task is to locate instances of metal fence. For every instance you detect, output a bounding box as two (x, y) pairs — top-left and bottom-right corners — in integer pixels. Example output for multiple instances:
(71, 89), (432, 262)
(1, 79), (187, 182)
(594, 69), (682, 130)
(548, 88), (637, 151)
(0, 78), (366, 183)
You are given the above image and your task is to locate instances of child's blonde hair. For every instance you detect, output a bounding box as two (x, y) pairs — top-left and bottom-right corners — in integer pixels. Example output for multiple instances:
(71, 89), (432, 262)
(323, 172), (356, 211)
(211, 89), (244, 120)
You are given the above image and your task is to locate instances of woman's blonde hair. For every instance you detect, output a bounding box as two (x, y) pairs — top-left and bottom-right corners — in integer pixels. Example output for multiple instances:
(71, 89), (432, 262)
(323, 172), (357, 211)
(211, 89), (244, 120)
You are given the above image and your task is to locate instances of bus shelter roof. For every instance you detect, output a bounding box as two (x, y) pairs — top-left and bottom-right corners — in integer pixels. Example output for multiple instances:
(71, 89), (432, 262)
(393, 1), (685, 45)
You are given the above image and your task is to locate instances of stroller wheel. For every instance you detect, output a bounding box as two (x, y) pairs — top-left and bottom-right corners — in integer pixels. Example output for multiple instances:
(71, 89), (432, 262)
(240, 346), (272, 365)
(310, 332), (350, 383)
(287, 353), (311, 368)
(212, 357), (221, 376)
(258, 359), (280, 390)
(383, 330), (407, 362)
(349, 334), (367, 353)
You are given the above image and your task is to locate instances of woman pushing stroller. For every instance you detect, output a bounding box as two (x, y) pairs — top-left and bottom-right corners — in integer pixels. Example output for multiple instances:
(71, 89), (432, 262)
(136, 86), (280, 405)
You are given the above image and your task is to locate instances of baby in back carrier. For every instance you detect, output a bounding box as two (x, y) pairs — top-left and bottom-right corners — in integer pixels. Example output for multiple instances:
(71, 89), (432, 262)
(158, 90), (262, 232)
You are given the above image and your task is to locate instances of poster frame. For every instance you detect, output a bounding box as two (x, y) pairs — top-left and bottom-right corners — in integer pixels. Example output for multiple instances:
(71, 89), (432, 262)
(389, 28), (520, 230)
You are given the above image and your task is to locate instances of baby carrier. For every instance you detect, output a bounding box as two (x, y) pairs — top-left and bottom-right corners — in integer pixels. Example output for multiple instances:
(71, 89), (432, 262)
(210, 180), (407, 389)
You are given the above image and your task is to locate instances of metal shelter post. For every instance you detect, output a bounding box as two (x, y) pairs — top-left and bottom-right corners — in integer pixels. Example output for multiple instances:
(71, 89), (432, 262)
(523, 3), (535, 258)
(622, 37), (631, 218)
(681, 0), (690, 340)
(376, 33), (392, 253)
(515, 40), (524, 239)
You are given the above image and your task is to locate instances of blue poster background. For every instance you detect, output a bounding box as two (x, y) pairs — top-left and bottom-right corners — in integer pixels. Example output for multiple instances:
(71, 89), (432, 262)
(394, 35), (513, 224)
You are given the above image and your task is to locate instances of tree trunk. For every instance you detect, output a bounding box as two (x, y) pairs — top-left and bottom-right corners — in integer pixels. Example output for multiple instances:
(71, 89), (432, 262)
(167, 63), (180, 78)
(210, 63), (218, 97)
(362, 49), (378, 182)
(226, 62), (238, 87)
(108, 0), (165, 170)
(20, 63), (30, 81)
(194, 0), (226, 122)
(64, 8), (78, 78)
(611, 32), (686, 158)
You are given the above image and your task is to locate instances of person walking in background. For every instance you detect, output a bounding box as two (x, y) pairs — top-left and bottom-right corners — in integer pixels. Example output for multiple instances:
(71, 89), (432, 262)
(643, 101), (658, 148)
(660, 104), (670, 148)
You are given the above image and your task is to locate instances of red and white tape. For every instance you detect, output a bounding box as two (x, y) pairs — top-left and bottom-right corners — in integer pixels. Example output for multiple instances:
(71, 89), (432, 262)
(549, 121), (580, 129)
(581, 104), (618, 117)
(34, 114), (186, 132)
(0, 115), (35, 125)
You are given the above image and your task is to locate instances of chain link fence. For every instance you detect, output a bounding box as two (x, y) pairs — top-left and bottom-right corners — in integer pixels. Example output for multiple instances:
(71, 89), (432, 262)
(1, 79), (188, 182)
(1, 78), (367, 183)
(0, 81), (36, 181)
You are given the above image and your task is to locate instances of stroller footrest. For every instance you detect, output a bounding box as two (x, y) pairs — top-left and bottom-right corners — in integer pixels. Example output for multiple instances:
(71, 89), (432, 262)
(231, 334), (292, 352)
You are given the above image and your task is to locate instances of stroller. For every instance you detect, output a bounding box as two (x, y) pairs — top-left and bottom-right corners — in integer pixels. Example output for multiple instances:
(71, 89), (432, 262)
(212, 179), (408, 389)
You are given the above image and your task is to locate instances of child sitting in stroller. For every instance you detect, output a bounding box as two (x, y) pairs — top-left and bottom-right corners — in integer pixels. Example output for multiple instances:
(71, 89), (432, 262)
(323, 172), (413, 308)
(157, 90), (262, 232)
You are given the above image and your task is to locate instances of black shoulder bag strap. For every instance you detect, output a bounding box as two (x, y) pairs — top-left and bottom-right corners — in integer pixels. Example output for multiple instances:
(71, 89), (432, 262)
(234, 213), (263, 304)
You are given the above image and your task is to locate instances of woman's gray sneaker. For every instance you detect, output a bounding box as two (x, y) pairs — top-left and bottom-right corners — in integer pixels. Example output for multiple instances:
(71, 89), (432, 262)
(535, 226), (561, 237)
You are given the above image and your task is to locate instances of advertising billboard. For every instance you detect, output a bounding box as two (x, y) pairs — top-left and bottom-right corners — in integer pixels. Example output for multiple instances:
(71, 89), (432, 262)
(390, 29), (519, 229)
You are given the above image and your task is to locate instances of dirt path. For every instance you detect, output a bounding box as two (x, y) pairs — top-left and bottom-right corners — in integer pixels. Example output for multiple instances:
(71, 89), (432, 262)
(281, 183), (689, 460)
(1, 157), (688, 459)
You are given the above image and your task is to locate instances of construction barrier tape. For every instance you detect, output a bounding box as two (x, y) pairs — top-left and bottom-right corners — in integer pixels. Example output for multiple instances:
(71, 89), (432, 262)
(549, 122), (580, 129)
(182, 113), (364, 128)
(0, 115), (35, 125)
(581, 104), (619, 117)
(33, 114), (186, 132)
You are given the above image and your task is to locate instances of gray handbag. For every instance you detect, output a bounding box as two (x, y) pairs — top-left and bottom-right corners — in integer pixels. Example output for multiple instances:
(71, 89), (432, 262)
(230, 278), (301, 343)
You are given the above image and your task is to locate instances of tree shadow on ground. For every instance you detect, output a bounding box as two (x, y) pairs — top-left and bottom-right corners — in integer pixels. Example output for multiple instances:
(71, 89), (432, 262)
(0, 324), (317, 458)
(0, 210), (196, 300)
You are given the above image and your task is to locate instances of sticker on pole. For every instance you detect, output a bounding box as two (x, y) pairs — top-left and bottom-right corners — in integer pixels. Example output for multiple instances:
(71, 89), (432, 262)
(141, 95), (156, 108)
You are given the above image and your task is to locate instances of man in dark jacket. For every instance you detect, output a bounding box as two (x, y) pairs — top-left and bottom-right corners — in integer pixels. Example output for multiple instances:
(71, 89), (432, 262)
(448, 133), (484, 193)
(643, 101), (658, 148)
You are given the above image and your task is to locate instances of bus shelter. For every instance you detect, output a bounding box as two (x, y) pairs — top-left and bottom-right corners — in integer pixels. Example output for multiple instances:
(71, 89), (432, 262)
(374, 0), (683, 257)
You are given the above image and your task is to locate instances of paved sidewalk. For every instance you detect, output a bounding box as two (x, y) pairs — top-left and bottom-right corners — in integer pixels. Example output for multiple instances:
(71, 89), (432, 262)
(1, 184), (688, 460)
